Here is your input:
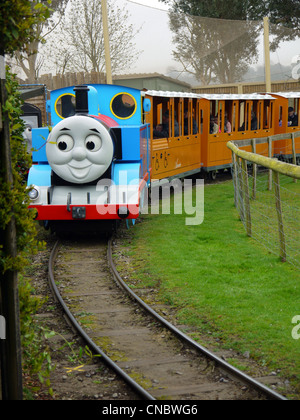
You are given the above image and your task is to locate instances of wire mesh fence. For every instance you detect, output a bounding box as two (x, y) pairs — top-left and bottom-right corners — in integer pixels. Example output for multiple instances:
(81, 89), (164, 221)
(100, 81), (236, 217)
(228, 139), (300, 270)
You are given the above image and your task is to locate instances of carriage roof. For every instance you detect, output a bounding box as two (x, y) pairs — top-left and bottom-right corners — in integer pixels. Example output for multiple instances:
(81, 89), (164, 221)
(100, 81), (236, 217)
(144, 90), (275, 101)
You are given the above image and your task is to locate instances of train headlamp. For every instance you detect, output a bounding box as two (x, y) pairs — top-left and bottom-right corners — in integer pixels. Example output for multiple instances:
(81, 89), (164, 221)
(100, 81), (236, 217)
(28, 187), (40, 201)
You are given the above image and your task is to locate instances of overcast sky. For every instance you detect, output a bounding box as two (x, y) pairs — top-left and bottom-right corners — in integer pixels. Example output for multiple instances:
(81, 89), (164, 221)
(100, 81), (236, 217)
(127, 0), (169, 11)
(122, 0), (176, 75)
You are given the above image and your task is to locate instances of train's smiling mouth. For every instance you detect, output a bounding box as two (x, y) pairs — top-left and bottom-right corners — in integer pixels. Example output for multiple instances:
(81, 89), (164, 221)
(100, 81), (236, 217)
(68, 163), (92, 179)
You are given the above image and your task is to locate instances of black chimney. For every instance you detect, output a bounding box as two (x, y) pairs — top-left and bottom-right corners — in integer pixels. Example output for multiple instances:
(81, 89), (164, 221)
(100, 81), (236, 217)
(74, 85), (89, 115)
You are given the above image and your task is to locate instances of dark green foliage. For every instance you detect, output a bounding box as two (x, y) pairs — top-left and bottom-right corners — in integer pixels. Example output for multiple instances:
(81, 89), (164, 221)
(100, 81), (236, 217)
(160, 0), (300, 27)
(0, 69), (43, 275)
(0, 0), (53, 398)
(0, 0), (52, 55)
(0, 68), (52, 396)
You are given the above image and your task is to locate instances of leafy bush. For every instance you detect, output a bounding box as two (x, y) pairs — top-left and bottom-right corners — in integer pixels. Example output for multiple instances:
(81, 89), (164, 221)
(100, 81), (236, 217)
(0, 0), (51, 54)
(1, 68), (52, 396)
(0, 69), (42, 274)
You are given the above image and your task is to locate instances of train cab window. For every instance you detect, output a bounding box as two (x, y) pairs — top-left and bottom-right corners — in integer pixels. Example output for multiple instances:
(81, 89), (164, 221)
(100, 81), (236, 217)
(111, 93), (137, 119)
(55, 94), (76, 119)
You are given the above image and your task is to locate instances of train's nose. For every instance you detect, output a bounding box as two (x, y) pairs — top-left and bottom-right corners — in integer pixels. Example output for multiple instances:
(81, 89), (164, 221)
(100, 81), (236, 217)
(72, 147), (87, 161)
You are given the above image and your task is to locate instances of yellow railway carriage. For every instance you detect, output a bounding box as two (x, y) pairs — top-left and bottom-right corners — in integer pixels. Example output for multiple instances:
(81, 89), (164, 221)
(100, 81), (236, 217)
(271, 92), (300, 163)
(144, 91), (275, 180)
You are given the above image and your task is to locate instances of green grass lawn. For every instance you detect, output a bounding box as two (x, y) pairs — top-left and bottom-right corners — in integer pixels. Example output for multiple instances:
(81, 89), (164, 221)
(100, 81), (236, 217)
(117, 177), (300, 396)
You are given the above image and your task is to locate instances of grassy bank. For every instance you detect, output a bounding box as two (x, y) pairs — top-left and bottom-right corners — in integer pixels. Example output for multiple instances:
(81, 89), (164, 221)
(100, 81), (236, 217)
(117, 177), (300, 396)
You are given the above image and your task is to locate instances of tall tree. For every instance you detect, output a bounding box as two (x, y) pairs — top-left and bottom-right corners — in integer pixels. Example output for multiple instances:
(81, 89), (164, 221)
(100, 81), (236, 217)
(160, 0), (300, 27)
(42, 0), (141, 75)
(160, 0), (300, 84)
(10, 0), (68, 82)
(168, 10), (258, 84)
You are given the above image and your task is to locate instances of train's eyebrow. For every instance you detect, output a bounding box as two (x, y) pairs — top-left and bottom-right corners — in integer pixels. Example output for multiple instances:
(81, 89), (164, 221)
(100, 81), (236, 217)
(60, 127), (71, 131)
(90, 128), (100, 133)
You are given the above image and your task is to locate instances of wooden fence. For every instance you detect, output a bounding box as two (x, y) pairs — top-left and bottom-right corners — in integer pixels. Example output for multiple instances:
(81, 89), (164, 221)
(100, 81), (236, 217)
(227, 135), (300, 267)
(36, 71), (107, 91)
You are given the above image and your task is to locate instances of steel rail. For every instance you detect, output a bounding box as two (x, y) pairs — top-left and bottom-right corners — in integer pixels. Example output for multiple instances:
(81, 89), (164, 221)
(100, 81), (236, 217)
(48, 240), (155, 401)
(108, 238), (287, 401)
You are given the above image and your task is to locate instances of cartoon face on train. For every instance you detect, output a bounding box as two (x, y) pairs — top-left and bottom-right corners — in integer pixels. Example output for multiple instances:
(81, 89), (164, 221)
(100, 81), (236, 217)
(46, 115), (114, 184)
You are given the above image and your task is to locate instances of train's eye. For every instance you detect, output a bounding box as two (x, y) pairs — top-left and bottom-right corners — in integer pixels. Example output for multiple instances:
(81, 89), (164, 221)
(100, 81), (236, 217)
(56, 134), (74, 151)
(85, 134), (102, 152)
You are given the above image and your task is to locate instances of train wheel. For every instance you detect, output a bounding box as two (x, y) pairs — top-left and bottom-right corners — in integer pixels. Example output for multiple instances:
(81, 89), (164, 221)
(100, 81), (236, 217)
(209, 170), (217, 181)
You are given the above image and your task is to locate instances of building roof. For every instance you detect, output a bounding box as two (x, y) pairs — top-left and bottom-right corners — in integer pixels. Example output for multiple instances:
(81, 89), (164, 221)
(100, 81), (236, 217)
(19, 84), (46, 100)
(114, 73), (191, 88)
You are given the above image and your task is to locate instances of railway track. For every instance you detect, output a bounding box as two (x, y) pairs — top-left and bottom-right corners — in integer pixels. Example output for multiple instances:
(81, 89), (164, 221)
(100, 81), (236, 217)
(48, 236), (287, 400)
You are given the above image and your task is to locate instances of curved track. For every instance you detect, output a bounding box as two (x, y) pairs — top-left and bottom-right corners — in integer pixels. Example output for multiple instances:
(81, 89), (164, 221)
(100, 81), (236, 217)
(48, 237), (287, 400)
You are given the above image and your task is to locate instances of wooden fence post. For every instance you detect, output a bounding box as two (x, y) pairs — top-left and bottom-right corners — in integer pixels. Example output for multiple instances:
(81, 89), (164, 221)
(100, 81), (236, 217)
(291, 133), (297, 183)
(273, 170), (287, 262)
(232, 151), (238, 208)
(237, 157), (245, 222)
(268, 137), (272, 191)
(241, 158), (252, 237)
(251, 138), (257, 199)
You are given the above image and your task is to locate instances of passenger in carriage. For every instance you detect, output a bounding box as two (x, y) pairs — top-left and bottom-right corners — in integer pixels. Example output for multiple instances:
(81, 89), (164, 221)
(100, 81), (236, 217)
(225, 112), (232, 133)
(250, 111), (258, 130)
(240, 111), (257, 131)
(210, 115), (219, 134)
(288, 107), (298, 127)
(184, 109), (198, 135)
(153, 110), (179, 138)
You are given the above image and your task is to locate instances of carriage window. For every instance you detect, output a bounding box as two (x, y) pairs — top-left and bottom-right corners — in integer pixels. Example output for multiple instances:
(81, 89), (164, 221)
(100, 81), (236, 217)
(200, 109), (203, 134)
(111, 93), (137, 119)
(232, 102), (237, 132)
(264, 102), (273, 129)
(55, 94), (76, 119)
(210, 100), (218, 134)
(239, 102), (245, 131)
(270, 102), (273, 129)
(288, 98), (300, 127)
(177, 98), (184, 136)
(245, 102), (250, 131)
(192, 99), (199, 134)
(250, 104), (258, 131)
(257, 101), (263, 129)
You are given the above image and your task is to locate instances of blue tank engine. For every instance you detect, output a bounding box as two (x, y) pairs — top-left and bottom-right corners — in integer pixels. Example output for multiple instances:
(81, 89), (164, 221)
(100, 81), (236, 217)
(27, 84), (151, 232)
